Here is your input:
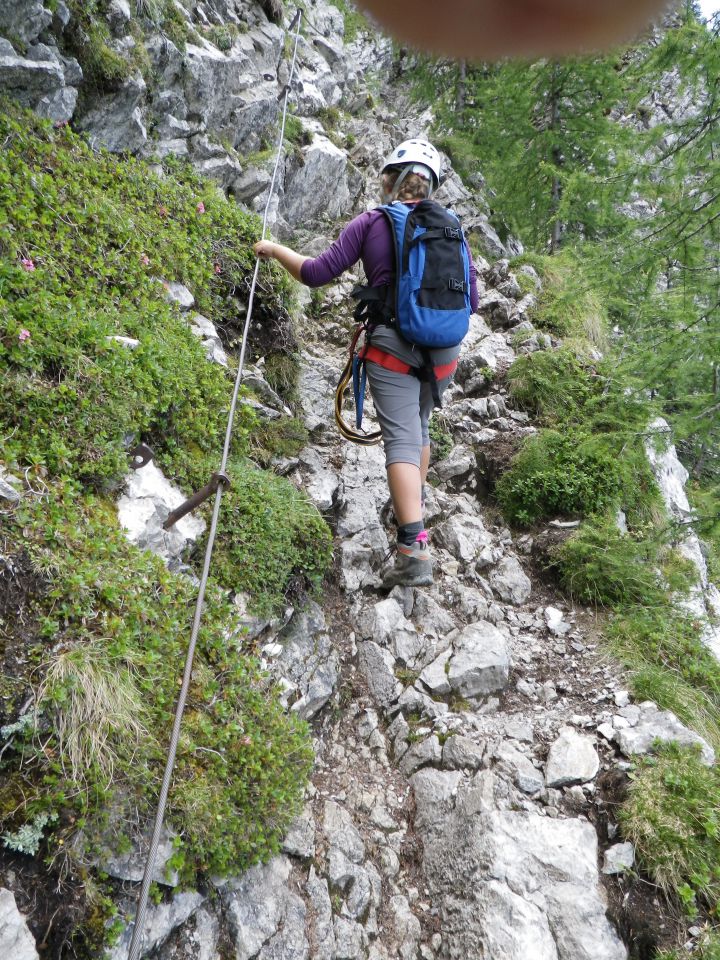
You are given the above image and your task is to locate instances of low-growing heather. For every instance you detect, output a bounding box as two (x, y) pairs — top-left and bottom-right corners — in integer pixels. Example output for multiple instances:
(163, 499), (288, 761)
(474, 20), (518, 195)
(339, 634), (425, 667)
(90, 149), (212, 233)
(0, 105), (329, 612)
(1, 485), (314, 878)
(0, 104), (329, 951)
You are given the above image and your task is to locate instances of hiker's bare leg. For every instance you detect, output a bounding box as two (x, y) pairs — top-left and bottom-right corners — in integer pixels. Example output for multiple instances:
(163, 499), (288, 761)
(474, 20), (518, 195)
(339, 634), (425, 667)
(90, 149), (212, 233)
(420, 445), (430, 486)
(387, 462), (423, 526)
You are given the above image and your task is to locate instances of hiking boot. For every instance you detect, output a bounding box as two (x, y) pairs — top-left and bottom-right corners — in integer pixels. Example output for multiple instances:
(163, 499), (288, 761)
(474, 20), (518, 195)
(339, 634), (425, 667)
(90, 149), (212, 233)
(382, 536), (434, 589)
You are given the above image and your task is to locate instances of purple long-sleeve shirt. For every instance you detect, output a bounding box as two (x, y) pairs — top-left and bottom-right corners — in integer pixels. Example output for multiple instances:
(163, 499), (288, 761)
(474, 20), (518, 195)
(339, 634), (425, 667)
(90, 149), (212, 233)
(300, 205), (478, 367)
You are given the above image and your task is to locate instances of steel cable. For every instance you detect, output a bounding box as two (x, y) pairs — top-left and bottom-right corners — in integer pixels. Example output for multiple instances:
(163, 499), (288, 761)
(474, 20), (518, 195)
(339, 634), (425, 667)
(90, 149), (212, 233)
(126, 10), (304, 958)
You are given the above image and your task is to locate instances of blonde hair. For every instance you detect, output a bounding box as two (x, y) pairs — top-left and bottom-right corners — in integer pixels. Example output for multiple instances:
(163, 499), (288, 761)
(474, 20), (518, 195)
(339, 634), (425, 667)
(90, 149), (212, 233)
(382, 170), (431, 202)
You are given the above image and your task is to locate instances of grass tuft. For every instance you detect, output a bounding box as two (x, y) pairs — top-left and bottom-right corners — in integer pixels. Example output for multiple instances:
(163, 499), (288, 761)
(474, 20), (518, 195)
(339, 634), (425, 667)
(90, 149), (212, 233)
(619, 743), (720, 912)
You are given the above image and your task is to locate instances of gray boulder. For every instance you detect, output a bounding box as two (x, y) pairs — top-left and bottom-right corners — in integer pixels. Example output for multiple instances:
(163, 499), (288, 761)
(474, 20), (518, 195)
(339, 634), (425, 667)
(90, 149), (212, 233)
(281, 136), (362, 227)
(489, 556), (532, 606)
(433, 513), (494, 566)
(77, 75), (147, 153)
(613, 702), (715, 765)
(223, 856), (308, 960)
(0, 48), (64, 111)
(447, 621), (510, 698)
(109, 891), (205, 960)
(0, 889), (37, 960)
(272, 602), (339, 719)
(545, 727), (600, 787)
(420, 797), (627, 960)
(0, 2), (52, 44)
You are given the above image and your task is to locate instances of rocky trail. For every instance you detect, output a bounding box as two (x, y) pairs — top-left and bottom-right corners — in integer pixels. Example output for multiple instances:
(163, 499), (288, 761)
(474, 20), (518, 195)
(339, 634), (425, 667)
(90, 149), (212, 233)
(91, 253), (713, 960)
(1, 2), (718, 957)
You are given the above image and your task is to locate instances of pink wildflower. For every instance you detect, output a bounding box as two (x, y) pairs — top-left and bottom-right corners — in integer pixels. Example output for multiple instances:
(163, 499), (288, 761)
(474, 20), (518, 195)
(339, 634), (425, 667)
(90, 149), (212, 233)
(21, 258), (35, 272)
(196, 201), (205, 214)
(18, 329), (31, 342)
(239, 735), (252, 747)
(214, 262), (222, 275)
(140, 253), (150, 266)
(158, 205), (169, 218)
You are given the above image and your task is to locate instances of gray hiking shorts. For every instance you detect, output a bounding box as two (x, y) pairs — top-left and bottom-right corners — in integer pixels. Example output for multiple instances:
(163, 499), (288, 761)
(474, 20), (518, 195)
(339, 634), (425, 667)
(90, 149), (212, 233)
(365, 360), (454, 468)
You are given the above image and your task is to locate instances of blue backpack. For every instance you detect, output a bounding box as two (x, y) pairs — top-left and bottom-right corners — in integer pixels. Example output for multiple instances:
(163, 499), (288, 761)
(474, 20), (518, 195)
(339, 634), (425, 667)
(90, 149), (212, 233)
(352, 199), (471, 349)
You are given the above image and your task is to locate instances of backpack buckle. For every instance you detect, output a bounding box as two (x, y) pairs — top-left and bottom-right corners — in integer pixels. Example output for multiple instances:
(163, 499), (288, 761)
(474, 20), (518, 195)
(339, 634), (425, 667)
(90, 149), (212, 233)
(444, 226), (462, 240)
(448, 278), (466, 292)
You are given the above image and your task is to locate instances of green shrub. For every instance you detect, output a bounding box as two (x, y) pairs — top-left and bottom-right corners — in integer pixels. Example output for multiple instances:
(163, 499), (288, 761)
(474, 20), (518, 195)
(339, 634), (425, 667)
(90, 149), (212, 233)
(64, 0), (132, 89)
(619, 744), (720, 912)
(511, 248), (609, 345)
(657, 931), (720, 960)
(1, 487), (314, 878)
(552, 513), (698, 604)
(285, 114), (311, 148)
(429, 416), (453, 462)
(209, 460), (333, 614)
(496, 429), (655, 526)
(507, 348), (597, 421)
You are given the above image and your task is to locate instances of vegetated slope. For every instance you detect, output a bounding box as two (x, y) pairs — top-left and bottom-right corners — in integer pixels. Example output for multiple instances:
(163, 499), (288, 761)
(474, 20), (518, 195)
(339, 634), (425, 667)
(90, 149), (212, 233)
(0, 104), (331, 954)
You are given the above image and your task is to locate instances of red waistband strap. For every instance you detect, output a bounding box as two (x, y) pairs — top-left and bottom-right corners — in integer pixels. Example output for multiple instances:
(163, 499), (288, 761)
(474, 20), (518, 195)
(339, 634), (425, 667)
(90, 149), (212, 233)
(360, 345), (458, 381)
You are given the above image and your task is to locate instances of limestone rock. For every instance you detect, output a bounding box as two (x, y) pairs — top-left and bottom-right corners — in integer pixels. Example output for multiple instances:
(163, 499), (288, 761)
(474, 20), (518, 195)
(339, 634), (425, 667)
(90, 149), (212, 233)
(109, 891), (205, 960)
(77, 75), (147, 153)
(398, 735), (442, 776)
(418, 649), (452, 697)
(433, 513), (493, 566)
(614, 703), (715, 765)
(489, 556), (532, 606)
(411, 769), (462, 833)
(603, 842), (635, 875)
(433, 445), (476, 484)
(306, 868), (336, 960)
(545, 728), (600, 788)
(494, 741), (544, 794)
(442, 734), (485, 771)
(447, 621), (510, 698)
(281, 136), (362, 227)
(281, 805), (315, 860)
(164, 282), (195, 311)
(223, 856), (307, 960)
(0, 48), (65, 114)
(358, 641), (401, 709)
(0, 889), (38, 960)
(421, 800), (626, 960)
(324, 801), (364, 864)
(117, 460), (206, 568)
(273, 602), (339, 719)
(0, 2), (52, 45)
(0, 467), (21, 502)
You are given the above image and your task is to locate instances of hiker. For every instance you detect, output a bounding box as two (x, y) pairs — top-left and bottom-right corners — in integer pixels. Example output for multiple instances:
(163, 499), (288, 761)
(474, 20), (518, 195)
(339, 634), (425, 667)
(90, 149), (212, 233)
(353, 0), (668, 59)
(254, 139), (478, 588)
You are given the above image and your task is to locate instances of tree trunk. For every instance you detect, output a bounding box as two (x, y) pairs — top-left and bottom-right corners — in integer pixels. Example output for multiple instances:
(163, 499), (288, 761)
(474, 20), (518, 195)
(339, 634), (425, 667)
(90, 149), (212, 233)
(549, 62), (562, 253)
(456, 60), (467, 116)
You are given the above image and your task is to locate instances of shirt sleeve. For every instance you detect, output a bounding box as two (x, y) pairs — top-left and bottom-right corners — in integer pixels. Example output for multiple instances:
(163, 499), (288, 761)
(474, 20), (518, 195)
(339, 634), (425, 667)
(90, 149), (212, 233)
(300, 211), (373, 287)
(465, 239), (479, 313)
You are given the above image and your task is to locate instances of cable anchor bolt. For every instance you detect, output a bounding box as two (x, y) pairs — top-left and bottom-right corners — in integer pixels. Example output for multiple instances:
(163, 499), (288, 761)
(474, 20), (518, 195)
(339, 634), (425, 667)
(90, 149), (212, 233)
(163, 472), (231, 531)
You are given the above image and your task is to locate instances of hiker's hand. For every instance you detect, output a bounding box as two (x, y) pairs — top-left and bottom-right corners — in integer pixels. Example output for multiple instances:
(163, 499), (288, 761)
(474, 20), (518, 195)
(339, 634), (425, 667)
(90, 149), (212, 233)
(355, 0), (667, 59)
(254, 240), (276, 260)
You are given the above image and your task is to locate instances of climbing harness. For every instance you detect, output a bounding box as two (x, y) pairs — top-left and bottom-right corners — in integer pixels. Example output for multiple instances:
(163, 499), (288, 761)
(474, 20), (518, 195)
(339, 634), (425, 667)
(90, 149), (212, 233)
(334, 322), (383, 445)
(126, 10), (304, 960)
(333, 317), (461, 446)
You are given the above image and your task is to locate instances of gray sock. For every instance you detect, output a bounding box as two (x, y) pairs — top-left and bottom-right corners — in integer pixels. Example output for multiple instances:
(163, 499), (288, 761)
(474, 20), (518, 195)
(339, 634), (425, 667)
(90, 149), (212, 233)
(398, 520), (424, 546)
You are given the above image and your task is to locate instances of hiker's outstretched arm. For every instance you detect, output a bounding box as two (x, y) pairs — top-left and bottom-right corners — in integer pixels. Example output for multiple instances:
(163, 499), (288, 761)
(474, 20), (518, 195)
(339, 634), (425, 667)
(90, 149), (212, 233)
(254, 240), (308, 283)
(356, 0), (667, 59)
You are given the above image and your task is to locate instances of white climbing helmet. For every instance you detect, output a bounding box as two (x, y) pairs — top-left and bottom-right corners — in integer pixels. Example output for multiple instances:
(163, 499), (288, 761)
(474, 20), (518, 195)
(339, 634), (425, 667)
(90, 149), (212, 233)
(382, 138), (441, 189)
